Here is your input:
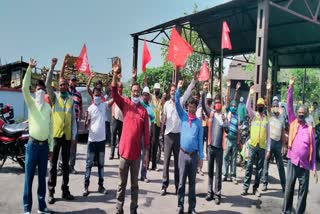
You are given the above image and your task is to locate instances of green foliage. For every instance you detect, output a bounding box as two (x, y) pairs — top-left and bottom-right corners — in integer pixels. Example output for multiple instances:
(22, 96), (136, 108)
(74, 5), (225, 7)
(280, 68), (320, 104)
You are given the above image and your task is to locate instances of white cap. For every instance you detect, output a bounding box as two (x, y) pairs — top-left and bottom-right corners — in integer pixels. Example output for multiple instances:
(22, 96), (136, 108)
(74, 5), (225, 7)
(273, 96), (279, 101)
(206, 93), (212, 99)
(240, 97), (244, 102)
(142, 86), (150, 94)
(154, 83), (161, 89)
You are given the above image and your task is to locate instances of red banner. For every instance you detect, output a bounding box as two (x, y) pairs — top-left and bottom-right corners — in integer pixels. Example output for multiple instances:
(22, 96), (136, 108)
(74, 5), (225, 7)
(221, 21), (232, 50)
(142, 40), (151, 72)
(198, 61), (210, 81)
(75, 44), (91, 77)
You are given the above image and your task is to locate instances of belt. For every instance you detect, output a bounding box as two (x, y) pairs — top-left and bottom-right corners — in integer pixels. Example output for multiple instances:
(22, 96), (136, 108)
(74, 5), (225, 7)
(29, 137), (48, 145)
(180, 148), (197, 156)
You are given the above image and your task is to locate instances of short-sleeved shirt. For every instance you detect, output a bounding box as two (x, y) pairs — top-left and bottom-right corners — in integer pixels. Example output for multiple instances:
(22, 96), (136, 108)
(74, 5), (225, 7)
(163, 100), (180, 135)
(87, 102), (107, 142)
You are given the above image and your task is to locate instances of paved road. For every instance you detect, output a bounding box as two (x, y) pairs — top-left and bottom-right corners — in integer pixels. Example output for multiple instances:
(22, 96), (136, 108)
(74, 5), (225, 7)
(0, 143), (319, 214)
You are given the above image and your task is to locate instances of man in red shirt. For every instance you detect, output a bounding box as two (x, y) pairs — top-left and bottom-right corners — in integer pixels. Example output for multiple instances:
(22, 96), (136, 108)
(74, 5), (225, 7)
(111, 62), (149, 214)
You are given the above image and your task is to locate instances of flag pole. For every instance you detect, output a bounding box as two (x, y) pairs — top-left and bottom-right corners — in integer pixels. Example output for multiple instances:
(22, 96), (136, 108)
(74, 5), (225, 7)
(220, 48), (223, 96)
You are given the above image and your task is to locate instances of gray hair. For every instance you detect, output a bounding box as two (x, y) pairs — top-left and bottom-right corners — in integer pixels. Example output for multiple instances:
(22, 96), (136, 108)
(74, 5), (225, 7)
(296, 105), (309, 115)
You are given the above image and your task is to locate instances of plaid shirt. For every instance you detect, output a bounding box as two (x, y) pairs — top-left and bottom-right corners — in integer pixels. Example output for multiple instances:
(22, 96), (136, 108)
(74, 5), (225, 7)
(68, 87), (83, 120)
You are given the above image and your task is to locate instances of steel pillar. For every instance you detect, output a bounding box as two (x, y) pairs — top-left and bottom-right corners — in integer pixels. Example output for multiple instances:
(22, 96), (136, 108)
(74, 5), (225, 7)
(210, 55), (215, 95)
(254, 0), (270, 107)
(271, 54), (279, 100)
(132, 35), (138, 82)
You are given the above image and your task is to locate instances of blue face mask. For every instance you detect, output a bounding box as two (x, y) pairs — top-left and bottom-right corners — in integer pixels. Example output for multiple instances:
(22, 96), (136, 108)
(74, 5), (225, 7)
(230, 106), (237, 114)
(131, 96), (140, 104)
(94, 96), (101, 105)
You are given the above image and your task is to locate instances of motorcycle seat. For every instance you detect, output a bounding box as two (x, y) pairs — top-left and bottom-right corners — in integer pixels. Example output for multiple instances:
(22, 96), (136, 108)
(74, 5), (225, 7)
(2, 123), (28, 138)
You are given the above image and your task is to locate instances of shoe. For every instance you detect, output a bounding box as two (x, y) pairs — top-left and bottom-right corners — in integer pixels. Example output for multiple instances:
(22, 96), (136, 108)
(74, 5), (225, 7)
(199, 170), (204, 176)
(188, 209), (198, 214)
(109, 156), (114, 160)
(70, 167), (77, 174)
(98, 186), (108, 194)
(116, 209), (124, 214)
(205, 193), (213, 201)
(156, 168), (161, 172)
(24, 212), (31, 214)
(253, 188), (261, 197)
(175, 187), (178, 195)
(241, 190), (248, 196)
(47, 195), (55, 204)
(130, 208), (137, 214)
(160, 188), (167, 196)
(262, 185), (267, 192)
(232, 178), (238, 185)
(62, 191), (74, 200)
(145, 178), (149, 183)
(140, 177), (144, 182)
(151, 167), (157, 171)
(176, 207), (183, 214)
(223, 176), (228, 182)
(57, 169), (62, 176)
(37, 208), (54, 214)
(215, 196), (221, 205)
(83, 187), (89, 197)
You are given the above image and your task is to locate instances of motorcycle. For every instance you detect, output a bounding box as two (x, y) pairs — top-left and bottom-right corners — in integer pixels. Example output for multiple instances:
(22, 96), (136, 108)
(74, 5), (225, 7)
(0, 103), (29, 169)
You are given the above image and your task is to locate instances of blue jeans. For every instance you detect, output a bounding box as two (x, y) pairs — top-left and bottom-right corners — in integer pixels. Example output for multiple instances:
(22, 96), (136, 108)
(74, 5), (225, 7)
(262, 139), (286, 191)
(84, 141), (106, 187)
(23, 140), (49, 212)
(140, 137), (147, 179)
(243, 144), (265, 191)
(223, 138), (238, 179)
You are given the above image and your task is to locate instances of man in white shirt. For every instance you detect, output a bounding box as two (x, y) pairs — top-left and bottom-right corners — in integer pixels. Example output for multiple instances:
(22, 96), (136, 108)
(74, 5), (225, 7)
(83, 87), (109, 197)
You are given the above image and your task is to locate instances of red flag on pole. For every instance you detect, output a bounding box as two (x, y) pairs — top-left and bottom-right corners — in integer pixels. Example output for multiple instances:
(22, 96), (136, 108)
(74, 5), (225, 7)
(75, 44), (91, 77)
(221, 21), (232, 50)
(167, 28), (193, 67)
(198, 61), (210, 81)
(142, 40), (151, 72)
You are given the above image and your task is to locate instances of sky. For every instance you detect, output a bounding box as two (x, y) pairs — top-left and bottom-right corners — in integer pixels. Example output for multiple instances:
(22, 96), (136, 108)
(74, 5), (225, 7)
(0, 0), (230, 81)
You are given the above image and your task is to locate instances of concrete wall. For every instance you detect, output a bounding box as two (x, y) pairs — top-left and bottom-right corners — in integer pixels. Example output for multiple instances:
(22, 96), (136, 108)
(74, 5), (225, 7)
(0, 89), (29, 121)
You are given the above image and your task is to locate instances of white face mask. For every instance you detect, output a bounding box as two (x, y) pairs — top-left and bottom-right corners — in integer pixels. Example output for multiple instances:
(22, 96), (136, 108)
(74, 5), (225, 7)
(131, 96), (140, 104)
(35, 89), (45, 106)
(94, 96), (101, 105)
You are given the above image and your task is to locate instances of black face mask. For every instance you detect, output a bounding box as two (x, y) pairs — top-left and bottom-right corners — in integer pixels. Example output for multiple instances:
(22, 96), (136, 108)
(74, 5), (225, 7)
(207, 100), (213, 105)
(258, 106), (264, 113)
(155, 91), (160, 97)
(298, 114), (305, 121)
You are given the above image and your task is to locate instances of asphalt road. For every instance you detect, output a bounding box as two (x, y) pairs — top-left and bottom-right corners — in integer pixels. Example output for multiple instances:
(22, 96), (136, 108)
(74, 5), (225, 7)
(0, 143), (319, 214)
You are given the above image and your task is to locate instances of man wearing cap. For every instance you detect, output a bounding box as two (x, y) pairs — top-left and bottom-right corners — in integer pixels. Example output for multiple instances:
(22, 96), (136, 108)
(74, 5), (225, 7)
(139, 86), (155, 182)
(241, 86), (270, 197)
(261, 82), (286, 192)
(282, 77), (318, 214)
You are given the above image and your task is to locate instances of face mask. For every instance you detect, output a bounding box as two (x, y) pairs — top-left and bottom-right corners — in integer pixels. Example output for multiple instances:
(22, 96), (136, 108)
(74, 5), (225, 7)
(132, 96), (140, 104)
(207, 100), (213, 106)
(215, 103), (222, 111)
(60, 92), (68, 99)
(272, 107), (279, 114)
(94, 96), (101, 105)
(258, 106), (264, 113)
(155, 91), (160, 97)
(230, 106), (237, 114)
(298, 114), (305, 122)
(171, 94), (175, 100)
(35, 89), (45, 105)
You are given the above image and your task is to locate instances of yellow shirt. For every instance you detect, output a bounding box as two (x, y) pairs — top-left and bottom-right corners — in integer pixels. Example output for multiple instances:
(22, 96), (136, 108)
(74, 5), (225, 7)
(22, 67), (53, 151)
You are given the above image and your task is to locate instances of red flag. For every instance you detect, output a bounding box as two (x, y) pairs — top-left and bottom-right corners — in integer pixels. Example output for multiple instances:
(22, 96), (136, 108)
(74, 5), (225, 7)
(198, 61), (210, 81)
(221, 21), (232, 50)
(167, 28), (193, 67)
(75, 44), (91, 77)
(142, 40), (151, 72)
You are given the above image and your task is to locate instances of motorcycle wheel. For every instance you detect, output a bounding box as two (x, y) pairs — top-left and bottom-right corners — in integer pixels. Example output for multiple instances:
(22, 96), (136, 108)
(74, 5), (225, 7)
(17, 157), (25, 170)
(236, 152), (243, 167)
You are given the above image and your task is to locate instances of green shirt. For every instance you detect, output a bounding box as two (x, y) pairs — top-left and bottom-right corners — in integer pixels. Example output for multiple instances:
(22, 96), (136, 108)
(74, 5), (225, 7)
(22, 67), (53, 152)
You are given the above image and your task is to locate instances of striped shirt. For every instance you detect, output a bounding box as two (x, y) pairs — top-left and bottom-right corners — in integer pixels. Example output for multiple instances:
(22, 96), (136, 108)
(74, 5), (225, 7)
(269, 115), (284, 141)
(68, 87), (82, 120)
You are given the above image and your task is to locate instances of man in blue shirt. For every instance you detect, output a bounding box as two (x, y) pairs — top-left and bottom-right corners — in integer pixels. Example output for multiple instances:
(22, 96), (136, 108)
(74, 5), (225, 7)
(175, 80), (204, 214)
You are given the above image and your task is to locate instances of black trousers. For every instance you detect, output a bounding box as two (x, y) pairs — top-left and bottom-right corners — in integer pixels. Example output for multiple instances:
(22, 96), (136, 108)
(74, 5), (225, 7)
(207, 146), (223, 196)
(111, 118), (123, 158)
(105, 121), (111, 145)
(282, 160), (310, 214)
(48, 136), (71, 194)
(151, 125), (161, 169)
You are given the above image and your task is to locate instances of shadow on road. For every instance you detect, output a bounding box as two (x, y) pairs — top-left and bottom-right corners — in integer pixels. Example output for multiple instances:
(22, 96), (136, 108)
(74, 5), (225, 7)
(198, 210), (242, 214)
(55, 208), (107, 214)
(0, 166), (24, 174)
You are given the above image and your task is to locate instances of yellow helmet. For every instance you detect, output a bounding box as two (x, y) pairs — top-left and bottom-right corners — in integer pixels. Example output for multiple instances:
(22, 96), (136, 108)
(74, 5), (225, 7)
(257, 98), (265, 106)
